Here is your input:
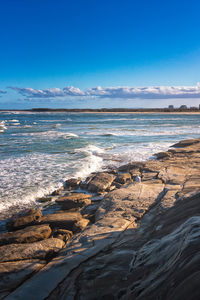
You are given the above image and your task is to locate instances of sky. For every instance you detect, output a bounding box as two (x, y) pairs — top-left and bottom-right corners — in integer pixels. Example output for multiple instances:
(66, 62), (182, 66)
(1, 0), (200, 109)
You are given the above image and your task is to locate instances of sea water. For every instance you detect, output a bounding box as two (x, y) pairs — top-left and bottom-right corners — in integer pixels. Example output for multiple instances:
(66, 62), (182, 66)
(0, 111), (200, 219)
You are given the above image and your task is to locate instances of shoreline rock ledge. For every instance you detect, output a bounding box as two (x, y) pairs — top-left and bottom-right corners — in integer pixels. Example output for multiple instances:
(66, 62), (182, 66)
(2, 138), (200, 300)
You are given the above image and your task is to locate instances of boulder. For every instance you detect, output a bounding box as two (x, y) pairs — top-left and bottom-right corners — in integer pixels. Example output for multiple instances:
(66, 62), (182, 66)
(88, 172), (116, 192)
(0, 238), (64, 262)
(114, 173), (132, 184)
(0, 225), (51, 246)
(7, 209), (42, 230)
(65, 178), (81, 190)
(0, 260), (45, 298)
(56, 193), (91, 210)
(39, 211), (83, 231)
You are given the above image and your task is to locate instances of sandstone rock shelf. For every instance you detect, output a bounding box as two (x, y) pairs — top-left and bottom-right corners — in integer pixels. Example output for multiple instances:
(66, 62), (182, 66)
(1, 138), (200, 299)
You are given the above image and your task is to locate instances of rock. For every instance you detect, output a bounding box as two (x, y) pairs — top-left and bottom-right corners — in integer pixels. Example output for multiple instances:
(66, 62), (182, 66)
(37, 196), (52, 203)
(118, 162), (145, 172)
(88, 172), (116, 192)
(158, 166), (188, 184)
(106, 185), (116, 192)
(5, 138), (200, 300)
(39, 211), (83, 231)
(51, 187), (64, 196)
(73, 218), (90, 233)
(141, 171), (158, 181)
(114, 173), (132, 184)
(53, 229), (73, 243)
(7, 209), (42, 230)
(65, 178), (81, 190)
(56, 193), (91, 210)
(154, 151), (171, 159)
(0, 260), (45, 298)
(80, 175), (95, 189)
(171, 138), (200, 148)
(0, 225), (52, 246)
(0, 238), (64, 263)
(96, 182), (165, 221)
(113, 182), (124, 189)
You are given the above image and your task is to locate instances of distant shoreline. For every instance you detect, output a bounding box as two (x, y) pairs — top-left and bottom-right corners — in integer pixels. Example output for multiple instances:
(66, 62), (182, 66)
(1, 108), (200, 114)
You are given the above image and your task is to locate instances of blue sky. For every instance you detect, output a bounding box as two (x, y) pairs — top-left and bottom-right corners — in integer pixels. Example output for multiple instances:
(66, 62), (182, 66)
(1, 0), (200, 108)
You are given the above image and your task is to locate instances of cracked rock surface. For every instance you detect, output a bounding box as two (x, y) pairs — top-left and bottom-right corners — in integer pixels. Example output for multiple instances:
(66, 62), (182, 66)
(3, 138), (200, 300)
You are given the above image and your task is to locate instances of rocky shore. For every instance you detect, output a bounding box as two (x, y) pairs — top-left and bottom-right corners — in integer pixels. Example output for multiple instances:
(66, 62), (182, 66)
(1, 138), (200, 299)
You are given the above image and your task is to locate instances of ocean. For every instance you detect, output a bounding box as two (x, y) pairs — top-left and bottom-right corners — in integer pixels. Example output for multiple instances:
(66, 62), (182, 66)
(0, 111), (200, 220)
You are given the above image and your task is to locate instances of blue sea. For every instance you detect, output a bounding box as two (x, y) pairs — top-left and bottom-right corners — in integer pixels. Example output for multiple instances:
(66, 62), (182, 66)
(0, 111), (200, 219)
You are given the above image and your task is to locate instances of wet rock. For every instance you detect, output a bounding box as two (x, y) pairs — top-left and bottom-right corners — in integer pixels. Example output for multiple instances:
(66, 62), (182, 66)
(65, 178), (81, 190)
(56, 193), (91, 210)
(115, 173), (132, 184)
(0, 260), (45, 298)
(37, 196), (52, 203)
(39, 211), (83, 231)
(0, 238), (64, 262)
(88, 172), (116, 192)
(51, 187), (64, 196)
(0, 225), (52, 246)
(7, 209), (42, 230)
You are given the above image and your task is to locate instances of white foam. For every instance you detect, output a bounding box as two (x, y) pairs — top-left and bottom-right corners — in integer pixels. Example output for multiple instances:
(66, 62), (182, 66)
(11, 131), (79, 140)
(0, 149), (103, 218)
(9, 119), (19, 122)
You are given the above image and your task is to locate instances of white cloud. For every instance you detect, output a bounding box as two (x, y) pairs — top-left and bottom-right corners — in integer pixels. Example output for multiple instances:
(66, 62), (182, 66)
(9, 83), (200, 100)
(0, 90), (7, 94)
(10, 87), (85, 98)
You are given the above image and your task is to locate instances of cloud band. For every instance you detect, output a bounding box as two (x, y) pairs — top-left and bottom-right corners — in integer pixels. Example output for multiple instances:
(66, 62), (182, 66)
(9, 83), (200, 100)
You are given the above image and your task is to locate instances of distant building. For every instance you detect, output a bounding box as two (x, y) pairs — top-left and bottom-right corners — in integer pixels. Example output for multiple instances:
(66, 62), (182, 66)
(199, 104), (200, 110)
(180, 105), (187, 110)
(168, 105), (174, 110)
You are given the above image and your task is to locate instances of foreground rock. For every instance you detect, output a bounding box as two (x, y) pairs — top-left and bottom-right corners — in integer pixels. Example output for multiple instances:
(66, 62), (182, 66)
(4, 138), (200, 300)
(65, 178), (81, 190)
(56, 193), (91, 210)
(39, 211), (89, 232)
(0, 260), (45, 298)
(0, 238), (64, 262)
(0, 225), (51, 246)
(88, 172), (116, 192)
(8, 209), (42, 230)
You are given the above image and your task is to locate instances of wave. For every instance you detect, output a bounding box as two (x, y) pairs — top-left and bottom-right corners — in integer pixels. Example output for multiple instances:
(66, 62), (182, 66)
(11, 131), (79, 140)
(9, 119), (19, 122)
(0, 148), (103, 218)
(0, 121), (7, 132)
